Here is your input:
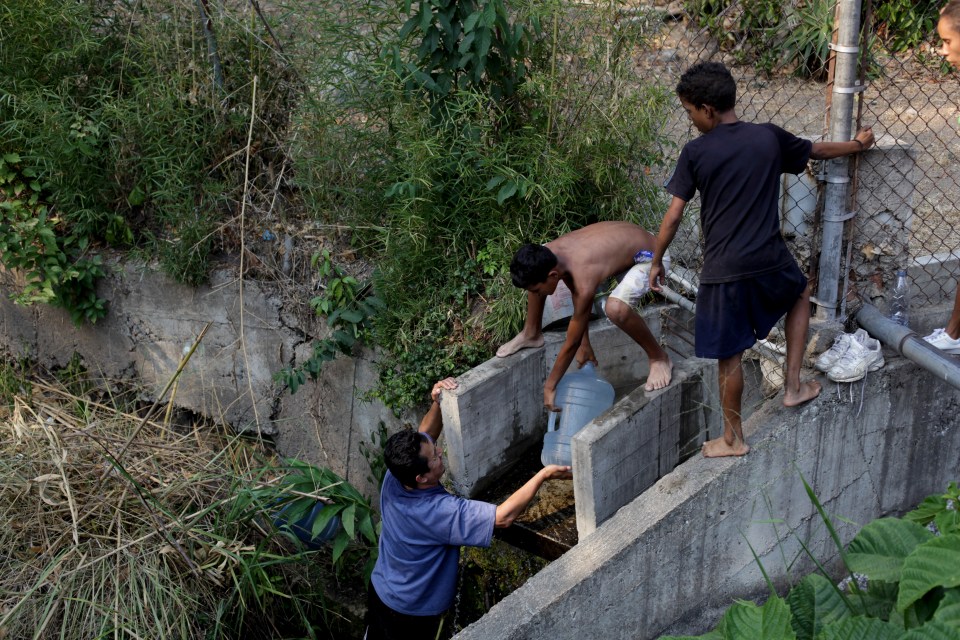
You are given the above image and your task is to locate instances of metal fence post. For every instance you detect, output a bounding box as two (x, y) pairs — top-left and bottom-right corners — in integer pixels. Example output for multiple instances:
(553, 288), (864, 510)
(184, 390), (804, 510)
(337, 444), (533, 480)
(816, 0), (862, 321)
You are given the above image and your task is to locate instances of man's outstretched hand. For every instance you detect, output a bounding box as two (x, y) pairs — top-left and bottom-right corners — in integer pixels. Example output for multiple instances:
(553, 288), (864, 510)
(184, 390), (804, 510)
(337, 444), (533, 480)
(431, 377), (458, 402)
(541, 464), (573, 480)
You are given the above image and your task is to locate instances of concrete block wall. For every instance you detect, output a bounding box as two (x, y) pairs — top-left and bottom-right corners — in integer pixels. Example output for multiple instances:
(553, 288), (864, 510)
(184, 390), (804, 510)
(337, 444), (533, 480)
(453, 354), (960, 640)
(572, 358), (722, 536)
(439, 348), (549, 497)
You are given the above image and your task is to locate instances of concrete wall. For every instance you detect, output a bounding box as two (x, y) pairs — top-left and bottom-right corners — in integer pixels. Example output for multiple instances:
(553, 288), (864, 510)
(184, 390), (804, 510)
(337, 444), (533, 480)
(573, 357), (722, 537)
(440, 310), (665, 498)
(0, 262), (411, 498)
(454, 353), (960, 640)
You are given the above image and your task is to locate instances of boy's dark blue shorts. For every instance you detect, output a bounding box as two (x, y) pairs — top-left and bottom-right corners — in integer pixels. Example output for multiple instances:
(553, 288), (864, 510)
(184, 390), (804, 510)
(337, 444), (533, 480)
(695, 263), (807, 360)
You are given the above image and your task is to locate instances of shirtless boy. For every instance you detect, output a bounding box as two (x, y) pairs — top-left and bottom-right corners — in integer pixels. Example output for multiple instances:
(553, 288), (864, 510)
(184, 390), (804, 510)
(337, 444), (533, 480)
(497, 221), (673, 409)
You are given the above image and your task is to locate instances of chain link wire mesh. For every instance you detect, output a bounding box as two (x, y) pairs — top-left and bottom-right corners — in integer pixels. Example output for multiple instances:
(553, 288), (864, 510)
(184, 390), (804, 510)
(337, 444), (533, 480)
(622, 0), (959, 319)
(856, 0), (960, 312)
(605, 0), (960, 456)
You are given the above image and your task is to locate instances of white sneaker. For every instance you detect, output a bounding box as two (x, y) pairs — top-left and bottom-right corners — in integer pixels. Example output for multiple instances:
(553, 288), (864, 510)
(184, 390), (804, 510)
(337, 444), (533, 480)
(923, 328), (960, 355)
(814, 328), (868, 373)
(827, 335), (885, 383)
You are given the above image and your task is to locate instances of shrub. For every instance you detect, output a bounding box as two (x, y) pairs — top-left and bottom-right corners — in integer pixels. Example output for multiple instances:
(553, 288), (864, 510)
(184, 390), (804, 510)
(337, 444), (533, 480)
(873, 0), (943, 53)
(684, 0), (835, 78)
(0, 153), (106, 324)
(663, 481), (960, 639)
(0, 0), (299, 294)
(288, 0), (673, 411)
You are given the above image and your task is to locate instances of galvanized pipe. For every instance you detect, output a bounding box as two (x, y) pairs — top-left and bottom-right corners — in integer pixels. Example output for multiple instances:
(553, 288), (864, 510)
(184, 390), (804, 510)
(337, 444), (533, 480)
(856, 303), (960, 390)
(816, 0), (862, 321)
(659, 286), (694, 313)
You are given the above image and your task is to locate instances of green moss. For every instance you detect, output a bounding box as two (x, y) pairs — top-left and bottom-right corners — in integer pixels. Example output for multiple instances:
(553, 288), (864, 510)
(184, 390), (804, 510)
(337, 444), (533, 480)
(453, 541), (549, 633)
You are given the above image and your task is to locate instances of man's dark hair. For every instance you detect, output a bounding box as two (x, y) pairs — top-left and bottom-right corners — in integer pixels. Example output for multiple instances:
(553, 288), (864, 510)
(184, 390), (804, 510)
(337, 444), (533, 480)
(384, 430), (430, 487)
(676, 62), (736, 112)
(510, 244), (558, 288)
(942, 0), (960, 30)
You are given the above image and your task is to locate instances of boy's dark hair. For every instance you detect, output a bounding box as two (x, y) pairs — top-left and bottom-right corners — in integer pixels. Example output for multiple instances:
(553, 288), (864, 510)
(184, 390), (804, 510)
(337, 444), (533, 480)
(676, 62), (736, 112)
(942, 0), (960, 29)
(384, 429), (430, 487)
(510, 244), (558, 288)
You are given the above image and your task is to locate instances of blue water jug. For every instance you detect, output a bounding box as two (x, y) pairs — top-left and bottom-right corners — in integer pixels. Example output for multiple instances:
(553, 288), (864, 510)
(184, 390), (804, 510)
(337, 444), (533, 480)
(541, 362), (615, 467)
(272, 500), (342, 550)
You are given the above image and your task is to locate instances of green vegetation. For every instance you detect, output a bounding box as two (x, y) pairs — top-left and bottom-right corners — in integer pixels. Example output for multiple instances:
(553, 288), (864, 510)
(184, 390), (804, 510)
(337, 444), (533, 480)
(234, 457), (380, 580)
(0, 153), (106, 324)
(683, 0), (836, 78)
(684, 0), (943, 78)
(299, 0), (673, 410)
(0, 0), (295, 293)
(1, 373), (377, 638)
(663, 480), (960, 640)
(0, 0), (673, 412)
(2, 0), (948, 412)
(277, 250), (383, 394)
(873, 0), (943, 53)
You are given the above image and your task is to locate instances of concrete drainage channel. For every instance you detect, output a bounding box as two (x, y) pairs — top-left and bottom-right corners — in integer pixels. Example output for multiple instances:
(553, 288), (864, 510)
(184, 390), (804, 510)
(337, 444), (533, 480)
(442, 305), (960, 640)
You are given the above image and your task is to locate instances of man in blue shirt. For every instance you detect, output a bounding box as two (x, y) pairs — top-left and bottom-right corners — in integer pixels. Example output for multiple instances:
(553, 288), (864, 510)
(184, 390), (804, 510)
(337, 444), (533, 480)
(367, 378), (572, 639)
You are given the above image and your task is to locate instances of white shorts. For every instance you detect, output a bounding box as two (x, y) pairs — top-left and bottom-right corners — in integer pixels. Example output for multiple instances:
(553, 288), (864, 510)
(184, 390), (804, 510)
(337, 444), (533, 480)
(607, 254), (670, 308)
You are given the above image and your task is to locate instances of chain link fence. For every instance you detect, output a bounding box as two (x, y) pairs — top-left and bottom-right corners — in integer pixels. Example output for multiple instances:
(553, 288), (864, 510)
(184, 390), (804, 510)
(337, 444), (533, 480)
(623, 0), (959, 322)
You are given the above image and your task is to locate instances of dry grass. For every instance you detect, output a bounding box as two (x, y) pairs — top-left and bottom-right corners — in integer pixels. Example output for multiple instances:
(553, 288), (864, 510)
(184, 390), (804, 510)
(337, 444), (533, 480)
(0, 375), (342, 639)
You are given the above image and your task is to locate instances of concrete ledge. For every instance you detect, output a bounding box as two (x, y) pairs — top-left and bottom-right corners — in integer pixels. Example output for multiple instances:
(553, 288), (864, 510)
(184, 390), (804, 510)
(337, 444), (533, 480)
(454, 354), (960, 639)
(441, 308), (669, 498)
(572, 358), (722, 536)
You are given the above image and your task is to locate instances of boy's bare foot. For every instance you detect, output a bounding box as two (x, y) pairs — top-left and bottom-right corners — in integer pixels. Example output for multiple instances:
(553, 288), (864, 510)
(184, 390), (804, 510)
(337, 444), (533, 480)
(644, 358), (674, 391)
(783, 380), (821, 407)
(496, 332), (545, 358)
(702, 436), (750, 458)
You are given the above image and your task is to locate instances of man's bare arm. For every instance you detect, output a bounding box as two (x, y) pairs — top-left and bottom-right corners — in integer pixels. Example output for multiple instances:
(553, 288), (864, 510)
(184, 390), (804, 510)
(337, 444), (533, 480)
(495, 464), (572, 528)
(418, 377), (458, 442)
(543, 294), (593, 409)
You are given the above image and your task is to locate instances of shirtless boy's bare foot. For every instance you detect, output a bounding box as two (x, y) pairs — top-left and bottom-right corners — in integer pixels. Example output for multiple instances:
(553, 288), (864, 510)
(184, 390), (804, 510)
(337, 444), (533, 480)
(496, 332), (545, 358)
(644, 358), (674, 392)
(783, 379), (821, 408)
(702, 436), (750, 458)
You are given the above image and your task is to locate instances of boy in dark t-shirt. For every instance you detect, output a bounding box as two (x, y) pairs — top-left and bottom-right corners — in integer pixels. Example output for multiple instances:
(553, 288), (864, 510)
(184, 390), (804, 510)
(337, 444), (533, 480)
(648, 62), (874, 458)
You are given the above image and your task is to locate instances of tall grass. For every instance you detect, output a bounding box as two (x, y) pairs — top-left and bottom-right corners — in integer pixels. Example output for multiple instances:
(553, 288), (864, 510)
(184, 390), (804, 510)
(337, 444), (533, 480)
(0, 372), (367, 639)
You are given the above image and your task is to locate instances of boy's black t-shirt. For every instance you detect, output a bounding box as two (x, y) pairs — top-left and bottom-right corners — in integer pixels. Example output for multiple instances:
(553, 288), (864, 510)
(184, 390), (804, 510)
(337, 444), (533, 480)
(665, 121), (813, 284)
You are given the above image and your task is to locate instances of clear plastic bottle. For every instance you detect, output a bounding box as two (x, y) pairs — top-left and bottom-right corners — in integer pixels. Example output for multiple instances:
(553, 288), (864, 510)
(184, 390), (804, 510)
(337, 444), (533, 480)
(541, 362), (615, 467)
(889, 269), (910, 327)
